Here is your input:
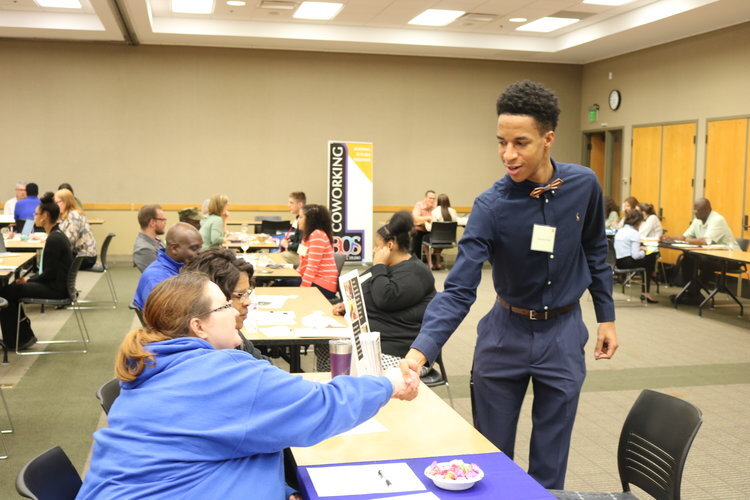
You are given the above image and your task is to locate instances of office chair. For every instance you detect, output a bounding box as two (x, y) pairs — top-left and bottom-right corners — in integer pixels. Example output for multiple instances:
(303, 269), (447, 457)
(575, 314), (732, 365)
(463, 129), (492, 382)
(77, 233), (117, 308)
(420, 351), (454, 407)
(606, 240), (650, 304)
(129, 300), (145, 327)
(16, 446), (82, 500)
(424, 221), (458, 271)
(260, 219), (291, 236)
(96, 378), (121, 415)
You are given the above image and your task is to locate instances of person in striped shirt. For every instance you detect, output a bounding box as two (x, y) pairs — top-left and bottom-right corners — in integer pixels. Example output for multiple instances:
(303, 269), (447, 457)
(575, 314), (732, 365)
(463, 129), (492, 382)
(297, 204), (339, 300)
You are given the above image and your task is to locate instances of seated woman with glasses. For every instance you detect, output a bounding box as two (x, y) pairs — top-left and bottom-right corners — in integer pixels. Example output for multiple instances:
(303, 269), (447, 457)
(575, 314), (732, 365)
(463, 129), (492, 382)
(182, 247), (267, 360)
(54, 188), (97, 269)
(614, 209), (658, 304)
(297, 204), (338, 300)
(333, 211), (435, 358)
(0, 192), (73, 349)
(77, 273), (419, 500)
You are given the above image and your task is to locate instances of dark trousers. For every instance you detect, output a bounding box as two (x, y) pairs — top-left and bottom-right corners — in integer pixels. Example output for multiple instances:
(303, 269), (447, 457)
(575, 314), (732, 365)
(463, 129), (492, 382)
(311, 283), (337, 301)
(80, 256), (97, 270)
(616, 253), (657, 293)
(410, 229), (428, 260)
(472, 302), (587, 489)
(0, 282), (65, 348)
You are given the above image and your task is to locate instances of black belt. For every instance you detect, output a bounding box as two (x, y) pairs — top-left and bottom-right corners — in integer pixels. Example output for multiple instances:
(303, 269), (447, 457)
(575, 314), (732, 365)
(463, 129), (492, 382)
(497, 296), (575, 321)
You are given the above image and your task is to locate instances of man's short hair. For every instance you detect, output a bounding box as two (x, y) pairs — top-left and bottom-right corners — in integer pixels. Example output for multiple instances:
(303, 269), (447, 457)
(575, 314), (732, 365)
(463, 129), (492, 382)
(496, 80), (560, 133)
(138, 204), (162, 229)
(425, 190), (435, 197)
(289, 192), (306, 204)
(25, 183), (39, 197)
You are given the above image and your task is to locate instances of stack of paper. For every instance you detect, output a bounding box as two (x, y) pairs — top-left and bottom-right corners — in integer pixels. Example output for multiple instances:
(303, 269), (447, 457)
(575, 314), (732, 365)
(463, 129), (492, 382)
(358, 331), (383, 376)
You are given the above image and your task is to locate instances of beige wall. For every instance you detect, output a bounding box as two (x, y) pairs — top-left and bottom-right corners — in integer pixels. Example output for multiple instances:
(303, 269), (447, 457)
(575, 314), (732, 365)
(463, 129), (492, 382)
(1, 39), (582, 256)
(580, 22), (750, 201)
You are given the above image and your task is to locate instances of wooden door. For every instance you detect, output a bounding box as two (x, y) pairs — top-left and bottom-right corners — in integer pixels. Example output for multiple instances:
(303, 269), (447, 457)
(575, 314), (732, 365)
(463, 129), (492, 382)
(610, 131), (623, 205)
(660, 123), (696, 239)
(705, 118), (748, 236)
(745, 122), (750, 238)
(631, 126), (661, 207)
(589, 133), (606, 189)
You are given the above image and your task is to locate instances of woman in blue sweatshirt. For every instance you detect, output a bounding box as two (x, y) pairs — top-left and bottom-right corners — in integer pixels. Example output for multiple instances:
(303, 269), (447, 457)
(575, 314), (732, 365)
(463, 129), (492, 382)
(77, 273), (418, 500)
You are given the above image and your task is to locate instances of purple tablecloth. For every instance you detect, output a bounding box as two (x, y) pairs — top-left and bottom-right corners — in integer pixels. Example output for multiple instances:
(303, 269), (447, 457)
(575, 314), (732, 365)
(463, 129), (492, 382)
(297, 452), (554, 499)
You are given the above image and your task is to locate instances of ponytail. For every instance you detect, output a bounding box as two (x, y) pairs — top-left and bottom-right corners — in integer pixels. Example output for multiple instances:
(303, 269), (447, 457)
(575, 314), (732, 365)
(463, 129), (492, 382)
(115, 328), (171, 382)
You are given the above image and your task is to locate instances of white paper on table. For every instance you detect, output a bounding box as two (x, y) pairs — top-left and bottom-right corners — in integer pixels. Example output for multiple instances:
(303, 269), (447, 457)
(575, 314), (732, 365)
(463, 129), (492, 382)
(371, 493), (440, 500)
(307, 462), (426, 497)
(259, 326), (294, 338)
(0, 252), (21, 257)
(256, 311), (296, 326)
(294, 328), (351, 339)
(336, 417), (387, 437)
(301, 311), (342, 328)
(0, 265), (17, 270)
(253, 295), (291, 309)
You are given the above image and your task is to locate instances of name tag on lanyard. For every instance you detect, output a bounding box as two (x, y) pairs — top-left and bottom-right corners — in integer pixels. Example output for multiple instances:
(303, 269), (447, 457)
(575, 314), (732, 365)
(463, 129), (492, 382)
(531, 224), (556, 253)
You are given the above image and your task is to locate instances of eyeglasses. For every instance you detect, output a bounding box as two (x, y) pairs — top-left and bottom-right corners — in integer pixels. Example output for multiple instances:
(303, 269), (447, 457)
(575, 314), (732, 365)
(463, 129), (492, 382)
(231, 289), (255, 300)
(154, 218), (167, 222)
(199, 301), (234, 317)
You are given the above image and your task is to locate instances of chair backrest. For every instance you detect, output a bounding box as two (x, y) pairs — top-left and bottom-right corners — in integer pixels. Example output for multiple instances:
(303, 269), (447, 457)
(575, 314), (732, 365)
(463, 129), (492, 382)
(420, 351), (449, 388)
(128, 301), (145, 327)
(260, 219), (291, 235)
(16, 446), (82, 500)
(66, 256), (85, 302)
(96, 378), (121, 415)
(606, 238), (617, 267)
(334, 252), (347, 276)
(737, 238), (750, 251)
(0, 235), (6, 252)
(617, 389), (703, 500)
(429, 221), (457, 245)
(98, 233), (116, 268)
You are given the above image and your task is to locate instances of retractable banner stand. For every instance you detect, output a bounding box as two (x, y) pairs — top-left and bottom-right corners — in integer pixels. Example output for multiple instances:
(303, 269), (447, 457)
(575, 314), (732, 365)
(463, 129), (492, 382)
(327, 141), (373, 263)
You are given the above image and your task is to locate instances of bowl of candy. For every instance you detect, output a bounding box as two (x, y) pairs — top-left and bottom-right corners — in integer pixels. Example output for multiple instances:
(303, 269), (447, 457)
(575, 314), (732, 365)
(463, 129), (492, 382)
(424, 459), (484, 491)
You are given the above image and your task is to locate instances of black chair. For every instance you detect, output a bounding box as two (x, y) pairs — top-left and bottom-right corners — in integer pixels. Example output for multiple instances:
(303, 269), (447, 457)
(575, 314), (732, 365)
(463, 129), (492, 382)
(420, 351), (453, 407)
(96, 378), (121, 415)
(737, 238), (749, 251)
(424, 221), (458, 271)
(78, 233), (117, 309)
(606, 239), (649, 303)
(550, 389), (702, 500)
(260, 219), (291, 236)
(16, 446), (82, 500)
(128, 300), (145, 327)
(16, 256), (89, 356)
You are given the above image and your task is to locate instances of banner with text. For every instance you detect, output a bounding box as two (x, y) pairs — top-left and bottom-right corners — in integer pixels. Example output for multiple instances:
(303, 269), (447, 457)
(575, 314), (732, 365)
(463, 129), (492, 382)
(327, 141), (373, 263)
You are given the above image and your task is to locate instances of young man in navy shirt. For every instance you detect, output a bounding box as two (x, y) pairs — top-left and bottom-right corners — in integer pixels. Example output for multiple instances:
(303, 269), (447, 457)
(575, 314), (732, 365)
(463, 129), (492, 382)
(407, 80), (618, 489)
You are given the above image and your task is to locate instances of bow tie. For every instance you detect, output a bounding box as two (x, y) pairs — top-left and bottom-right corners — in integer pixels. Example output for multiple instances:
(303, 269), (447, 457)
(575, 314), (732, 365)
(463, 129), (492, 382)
(529, 178), (564, 199)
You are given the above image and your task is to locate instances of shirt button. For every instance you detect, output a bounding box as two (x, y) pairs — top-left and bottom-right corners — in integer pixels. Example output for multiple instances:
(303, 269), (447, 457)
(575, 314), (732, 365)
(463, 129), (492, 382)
(544, 306), (549, 310)
(545, 198), (549, 204)
(547, 280), (552, 285)
(550, 255), (554, 259)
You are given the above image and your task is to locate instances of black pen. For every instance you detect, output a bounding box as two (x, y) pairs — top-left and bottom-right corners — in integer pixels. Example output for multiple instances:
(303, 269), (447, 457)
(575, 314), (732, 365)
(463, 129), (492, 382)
(377, 469), (392, 487)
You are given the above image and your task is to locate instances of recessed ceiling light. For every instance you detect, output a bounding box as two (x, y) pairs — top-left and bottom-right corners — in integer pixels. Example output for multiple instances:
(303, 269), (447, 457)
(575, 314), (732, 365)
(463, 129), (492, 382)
(34, 0), (82, 7)
(582, 0), (634, 5)
(509, 17), (527, 23)
(260, 0), (296, 9)
(409, 9), (465, 27)
(293, 2), (343, 20)
(227, 0), (246, 6)
(516, 17), (579, 33)
(171, 0), (215, 15)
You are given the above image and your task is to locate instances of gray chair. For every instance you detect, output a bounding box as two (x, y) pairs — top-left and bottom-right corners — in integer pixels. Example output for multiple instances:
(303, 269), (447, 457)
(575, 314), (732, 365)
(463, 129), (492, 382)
(128, 300), (145, 327)
(550, 389), (702, 500)
(334, 252), (347, 276)
(607, 240), (649, 303)
(77, 233), (117, 309)
(424, 221), (457, 271)
(0, 378), (12, 459)
(420, 351), (453, 407)
(96, 378), (121, 415)
(737, 238), (749, 251)
(16, 256), (89, 356)
(16, 446), (82, 500)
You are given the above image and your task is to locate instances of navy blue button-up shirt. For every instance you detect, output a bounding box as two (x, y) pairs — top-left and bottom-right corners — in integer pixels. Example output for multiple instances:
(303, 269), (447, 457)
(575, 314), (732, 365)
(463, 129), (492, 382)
(412, 160), (615, 363)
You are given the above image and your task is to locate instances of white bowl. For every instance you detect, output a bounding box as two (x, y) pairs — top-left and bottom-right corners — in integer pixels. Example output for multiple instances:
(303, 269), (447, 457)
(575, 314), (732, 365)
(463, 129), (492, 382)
(424, 463), (484, 491)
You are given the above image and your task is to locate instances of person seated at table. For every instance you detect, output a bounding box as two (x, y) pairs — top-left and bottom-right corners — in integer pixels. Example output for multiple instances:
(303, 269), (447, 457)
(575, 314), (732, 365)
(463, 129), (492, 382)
(3, 181), (26, 217)
(0, 192), (73, 349)
(177, 207), (202, 231)
(58, 182), (83, 209)
(604, 196), (619, 231)
(297, 204), (338, 300)
(636, 202), (663, 238)
(614, 210), (658, 303)
(133, 223), (203, 309)
(280, 191), (306, 267)
(423, 193), (458, 270)
(334, 211), (436, 357)
(76, 273), (418, 500)
(410, 190), (436, 261)
(133, 204), (167, 272)
(616, 195), (639, 229)
(13, 182), (40, 227)
(182, 247), (268, 360)
(54, 188), (97, 270)
(200, 193), (229, 249)
(661, 198), (740, 304)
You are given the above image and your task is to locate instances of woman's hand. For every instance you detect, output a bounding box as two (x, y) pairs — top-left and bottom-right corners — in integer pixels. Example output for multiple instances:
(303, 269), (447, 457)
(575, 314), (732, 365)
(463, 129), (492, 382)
(332, 303), (345, 316)
(373, 245), (390, 266)
(385, 360), (419, 401)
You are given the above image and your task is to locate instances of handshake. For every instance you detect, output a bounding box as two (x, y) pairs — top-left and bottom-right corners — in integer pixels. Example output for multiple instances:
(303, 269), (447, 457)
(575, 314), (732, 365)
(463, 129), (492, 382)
(384, 358), (422, 401)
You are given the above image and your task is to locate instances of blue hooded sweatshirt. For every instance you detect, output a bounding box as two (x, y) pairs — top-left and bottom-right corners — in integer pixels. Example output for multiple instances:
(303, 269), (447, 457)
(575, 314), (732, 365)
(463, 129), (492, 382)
(77, 337), (392, 499)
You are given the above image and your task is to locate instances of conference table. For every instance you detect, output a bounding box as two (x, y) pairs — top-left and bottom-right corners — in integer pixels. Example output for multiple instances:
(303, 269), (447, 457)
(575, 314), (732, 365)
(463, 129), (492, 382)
(4, 238), (44, 252)
(0, 252), (36, 286)
(293, 373), (552, 499)
(690, 248), (750, 317)
(223, 233), (280, 252)
(240, 253), (300, 285)
(243, 287), (349, 373)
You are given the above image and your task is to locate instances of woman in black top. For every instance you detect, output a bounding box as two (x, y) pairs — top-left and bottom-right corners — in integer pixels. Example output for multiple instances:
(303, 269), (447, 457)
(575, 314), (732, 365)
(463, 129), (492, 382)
(0, 192), (73, 349)
(334, 211), (436, 357)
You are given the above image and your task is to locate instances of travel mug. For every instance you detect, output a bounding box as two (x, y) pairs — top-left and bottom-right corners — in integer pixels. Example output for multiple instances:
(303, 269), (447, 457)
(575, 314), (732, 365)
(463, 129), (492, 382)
(329, 339), (352, 377)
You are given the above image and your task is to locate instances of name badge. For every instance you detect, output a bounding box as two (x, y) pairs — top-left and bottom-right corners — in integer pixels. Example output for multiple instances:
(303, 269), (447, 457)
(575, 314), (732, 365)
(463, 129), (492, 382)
(531, 224), (556, 253)
(297, 243), (308, 257)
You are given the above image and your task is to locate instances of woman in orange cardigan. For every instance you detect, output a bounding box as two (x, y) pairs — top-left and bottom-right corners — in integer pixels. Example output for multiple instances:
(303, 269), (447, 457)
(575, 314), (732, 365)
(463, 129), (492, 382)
(297, 204), (339, 300)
